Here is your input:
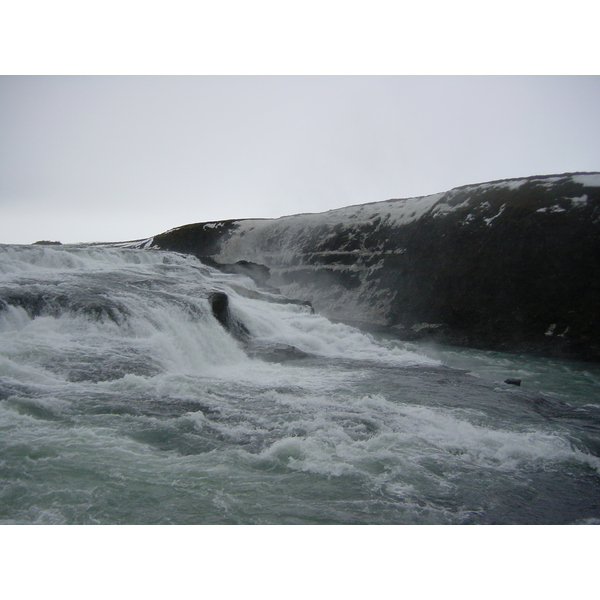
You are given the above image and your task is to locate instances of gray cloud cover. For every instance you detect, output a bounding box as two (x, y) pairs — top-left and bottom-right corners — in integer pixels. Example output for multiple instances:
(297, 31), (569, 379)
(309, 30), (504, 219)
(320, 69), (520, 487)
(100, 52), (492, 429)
(1, 75), (599, 244)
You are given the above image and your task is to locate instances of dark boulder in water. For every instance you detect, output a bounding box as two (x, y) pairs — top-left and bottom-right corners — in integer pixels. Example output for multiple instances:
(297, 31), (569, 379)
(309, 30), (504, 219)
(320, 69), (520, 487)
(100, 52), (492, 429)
(32, 240), (62, 245)
(209, 291), (249, 341)
(151, 172), (600, 361)
(209, 291), (230, 327)
(504, 378), (522, 386)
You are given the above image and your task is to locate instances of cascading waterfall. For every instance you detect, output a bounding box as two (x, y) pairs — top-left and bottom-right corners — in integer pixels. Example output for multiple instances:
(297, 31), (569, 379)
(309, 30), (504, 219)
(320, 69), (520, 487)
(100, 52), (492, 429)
(1, 244), (599, 524)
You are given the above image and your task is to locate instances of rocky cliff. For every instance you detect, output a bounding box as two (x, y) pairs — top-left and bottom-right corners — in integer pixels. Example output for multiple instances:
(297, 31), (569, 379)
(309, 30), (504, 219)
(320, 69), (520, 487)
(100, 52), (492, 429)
(149, 172), (600, 361)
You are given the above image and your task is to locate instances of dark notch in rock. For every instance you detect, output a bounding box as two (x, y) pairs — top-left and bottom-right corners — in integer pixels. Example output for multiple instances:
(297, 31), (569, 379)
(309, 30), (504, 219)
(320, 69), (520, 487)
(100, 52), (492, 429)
(282, 298), (314, 313)
(201, 257), (271, 288)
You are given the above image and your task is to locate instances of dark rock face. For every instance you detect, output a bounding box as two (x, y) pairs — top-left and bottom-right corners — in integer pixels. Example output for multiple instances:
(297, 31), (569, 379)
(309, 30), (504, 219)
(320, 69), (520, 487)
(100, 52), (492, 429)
(208, 291), (250, 341)
(208, 291), (230, 327)
(152, 172), (600, 361)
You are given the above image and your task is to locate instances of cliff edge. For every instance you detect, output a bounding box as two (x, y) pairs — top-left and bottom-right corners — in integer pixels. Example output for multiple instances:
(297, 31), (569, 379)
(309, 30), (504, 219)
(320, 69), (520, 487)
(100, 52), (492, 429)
(150, 172), (600, 361)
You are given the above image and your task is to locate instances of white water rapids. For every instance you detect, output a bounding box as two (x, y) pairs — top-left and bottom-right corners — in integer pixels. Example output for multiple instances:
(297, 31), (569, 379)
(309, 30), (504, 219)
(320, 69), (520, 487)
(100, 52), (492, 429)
(1, 244), (599, 524)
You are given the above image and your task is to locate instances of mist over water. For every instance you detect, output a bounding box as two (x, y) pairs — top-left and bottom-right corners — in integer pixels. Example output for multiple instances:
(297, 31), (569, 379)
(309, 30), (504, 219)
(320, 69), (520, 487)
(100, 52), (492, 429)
(1, 245), (599, 524)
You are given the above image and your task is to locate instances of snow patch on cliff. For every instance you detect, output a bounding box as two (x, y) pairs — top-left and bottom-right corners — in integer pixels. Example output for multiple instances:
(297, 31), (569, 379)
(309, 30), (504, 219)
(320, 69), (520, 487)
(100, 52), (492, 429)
(569, 195), (588, 208)
(572, 174), (600, 187)
(484, 205), (506, 226)
(503, 180), (528, 190)
(537, 205), (567, 214)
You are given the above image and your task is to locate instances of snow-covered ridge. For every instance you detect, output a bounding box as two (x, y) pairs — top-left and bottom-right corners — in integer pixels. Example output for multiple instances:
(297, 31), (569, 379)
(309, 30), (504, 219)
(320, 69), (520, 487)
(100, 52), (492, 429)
(142, 172), (600, 258)
(256, 171), (600, 228)
(572, 173), (600, 187)
(195, 172), (599, 265)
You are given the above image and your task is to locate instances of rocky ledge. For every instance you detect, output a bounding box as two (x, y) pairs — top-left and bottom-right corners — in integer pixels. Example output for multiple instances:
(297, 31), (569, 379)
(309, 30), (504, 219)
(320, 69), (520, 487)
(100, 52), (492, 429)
(149, 172), (600, 361)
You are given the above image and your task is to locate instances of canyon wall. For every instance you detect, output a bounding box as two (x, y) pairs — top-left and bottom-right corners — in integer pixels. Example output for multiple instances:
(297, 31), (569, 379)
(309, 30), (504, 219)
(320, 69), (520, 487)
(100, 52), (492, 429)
(150, 173), (600, 360)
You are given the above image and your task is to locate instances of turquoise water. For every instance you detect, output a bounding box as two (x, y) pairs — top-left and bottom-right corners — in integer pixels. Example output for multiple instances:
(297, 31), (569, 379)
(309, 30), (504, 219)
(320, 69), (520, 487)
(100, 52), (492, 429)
(405, 341), (600, 408)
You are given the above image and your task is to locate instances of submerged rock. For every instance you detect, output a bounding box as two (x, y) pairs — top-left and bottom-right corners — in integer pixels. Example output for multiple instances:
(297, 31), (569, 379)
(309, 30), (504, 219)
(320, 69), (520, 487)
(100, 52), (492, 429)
(0, 289), (130, 324)
(151, 172), (600, 361)
(245, 341), (310, 362)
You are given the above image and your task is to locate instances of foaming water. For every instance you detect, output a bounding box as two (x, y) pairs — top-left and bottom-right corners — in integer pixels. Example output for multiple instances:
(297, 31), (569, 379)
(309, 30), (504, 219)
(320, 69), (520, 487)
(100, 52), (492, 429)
(1, 244), (599, 524)
(235, 298), (437, 366)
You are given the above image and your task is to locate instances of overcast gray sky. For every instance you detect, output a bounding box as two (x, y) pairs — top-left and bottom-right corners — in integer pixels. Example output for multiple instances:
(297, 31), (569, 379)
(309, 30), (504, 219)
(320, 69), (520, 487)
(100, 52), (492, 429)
(1, 75), (599, 244)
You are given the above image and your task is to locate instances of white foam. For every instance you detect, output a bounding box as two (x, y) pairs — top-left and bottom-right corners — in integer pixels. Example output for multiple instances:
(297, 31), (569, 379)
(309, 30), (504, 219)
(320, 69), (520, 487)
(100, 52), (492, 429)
(0, 245), (436, 390)
(233, 293), (437, 366)
(252, 393), (600, 482)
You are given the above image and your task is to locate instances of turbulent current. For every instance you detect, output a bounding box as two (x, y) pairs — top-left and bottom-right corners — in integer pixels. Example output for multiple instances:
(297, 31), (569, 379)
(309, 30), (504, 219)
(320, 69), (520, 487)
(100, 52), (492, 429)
(1, 244), (599, 524)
